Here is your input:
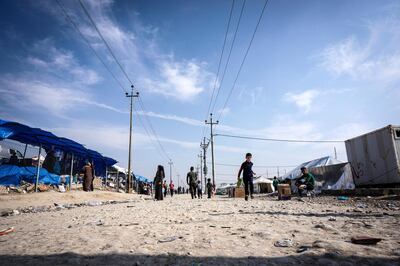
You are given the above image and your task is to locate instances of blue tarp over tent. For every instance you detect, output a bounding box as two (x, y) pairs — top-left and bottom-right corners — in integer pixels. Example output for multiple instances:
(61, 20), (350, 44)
(0, 165), (64, 185)
(0, 119), (117, 179)
(136, 175), (150, 183)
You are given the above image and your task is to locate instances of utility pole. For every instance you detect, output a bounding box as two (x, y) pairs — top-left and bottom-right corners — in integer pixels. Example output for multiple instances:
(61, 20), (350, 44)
(126, 85), (139, 193)
(198, 152), (203, 191)
(205, 113), (218, 188)
(168, 160), (173, 184)
(200, 137), (209, 191)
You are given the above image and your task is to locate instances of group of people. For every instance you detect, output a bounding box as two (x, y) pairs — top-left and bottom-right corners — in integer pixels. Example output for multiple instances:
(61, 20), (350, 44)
(271, 166), (315, 197)
(186, 166), (213, 199)
(80, 151), (316, 200)
(153, 165), (214, 201)
(237, 152), (315, 201)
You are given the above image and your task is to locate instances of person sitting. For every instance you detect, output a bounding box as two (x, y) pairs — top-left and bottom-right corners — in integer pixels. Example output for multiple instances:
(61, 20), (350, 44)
(296, 166), (315, 197)
(8, 150), (19, 165)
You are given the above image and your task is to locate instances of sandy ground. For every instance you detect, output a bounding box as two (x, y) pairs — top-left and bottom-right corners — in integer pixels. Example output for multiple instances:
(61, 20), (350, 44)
(0, 192), (399, 265)
(0, 190), (135, 210)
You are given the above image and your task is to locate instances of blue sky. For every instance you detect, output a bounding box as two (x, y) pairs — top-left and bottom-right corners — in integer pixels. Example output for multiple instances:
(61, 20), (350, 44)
(0, 0), (399, 184)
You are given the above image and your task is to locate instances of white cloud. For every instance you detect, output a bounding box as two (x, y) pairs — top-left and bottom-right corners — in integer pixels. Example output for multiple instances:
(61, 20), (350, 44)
(318, 16), (400, 84)
(27, 40), (101, 85)
(137, 111), (202, 126)
(238, 86), (265, 105)
(143, 60), (213, 101)
(284, 90), (319, 113)
(217, 107), (230, 117)
(46, 0), (213, 101)
(0, 76), (123, 116)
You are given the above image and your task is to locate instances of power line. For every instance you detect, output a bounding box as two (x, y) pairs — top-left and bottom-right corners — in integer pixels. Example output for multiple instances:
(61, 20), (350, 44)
(210, 0), (247, 115)
(214, 133), (344, 143)
(210, 162), (298, 168)
(133, 104), (169, 162)
(201, 0), (236, 140)
(217, 0), (269, 122)
(78, 0), (134, 86)
(137, 97), (171, 161)
(55, 0), (127, 93)
(77, 0), (172, 163)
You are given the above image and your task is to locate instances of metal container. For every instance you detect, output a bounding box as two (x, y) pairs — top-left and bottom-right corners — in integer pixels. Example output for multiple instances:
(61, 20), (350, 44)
(345, 125), (400, 186)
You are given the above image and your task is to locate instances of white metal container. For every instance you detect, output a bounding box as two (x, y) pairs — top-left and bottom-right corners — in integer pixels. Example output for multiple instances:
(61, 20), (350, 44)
(345, 125), (400, 186)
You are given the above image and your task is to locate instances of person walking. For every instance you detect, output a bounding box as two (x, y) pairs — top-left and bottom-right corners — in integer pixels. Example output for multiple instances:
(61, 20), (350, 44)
(163, 180), (168, 198)
(186, 166), (198, 199)
(81, 162), (93, 192)
(237, 153), (256, 201)
(153, 165), (165, 200)
(197, 180), (203, 199)
(169, 181), (175, 197)
(272, 176), (279, 192)
(206, 178), (212, 199)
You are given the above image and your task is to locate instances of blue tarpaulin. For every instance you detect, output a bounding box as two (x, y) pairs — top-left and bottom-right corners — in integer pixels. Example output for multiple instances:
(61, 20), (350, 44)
(136, 175), (150, 183)
(0, 119), (117, 177)
(0, 165), (64, 186)
(0, 165), (21, 186)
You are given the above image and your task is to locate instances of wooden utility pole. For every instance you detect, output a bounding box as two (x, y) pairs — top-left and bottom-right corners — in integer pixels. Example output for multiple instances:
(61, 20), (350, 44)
(198, 152), (203, 191)
(168, 160), (173, 184)
(205, 113), (218, 187)
(200, 137), (209, 191)
(126, 85), (139, 193)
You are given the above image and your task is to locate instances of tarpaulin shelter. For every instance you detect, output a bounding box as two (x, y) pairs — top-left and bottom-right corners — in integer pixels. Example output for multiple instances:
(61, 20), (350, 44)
(280, 156), (355, 193)
(0, 119), (117, 190)
(136, 175), (150, 183)
(253, 176), (274, 193)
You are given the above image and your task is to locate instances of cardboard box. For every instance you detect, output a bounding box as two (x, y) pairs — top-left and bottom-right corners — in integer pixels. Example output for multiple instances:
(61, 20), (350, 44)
(278, 184), (291, 200)
(234, 187), (245, 198)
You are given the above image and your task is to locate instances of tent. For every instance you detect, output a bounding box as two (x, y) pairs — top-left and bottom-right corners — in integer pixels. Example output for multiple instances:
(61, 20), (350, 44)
(253, 176), (274, 193)
(280, 156), (342, 181)
(280, 156), (355, 193)
(0, 119), (117, 177)
(136, 175), (150, 183)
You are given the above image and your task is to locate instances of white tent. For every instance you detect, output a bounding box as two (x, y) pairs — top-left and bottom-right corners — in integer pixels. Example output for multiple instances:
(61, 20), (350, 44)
(253, 176), (274, 193)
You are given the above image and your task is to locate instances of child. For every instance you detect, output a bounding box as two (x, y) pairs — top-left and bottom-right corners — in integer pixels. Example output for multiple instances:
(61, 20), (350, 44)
(206, 178), (212, 199)
(197, 180), (203, 199)
(237, 153), (256, 201)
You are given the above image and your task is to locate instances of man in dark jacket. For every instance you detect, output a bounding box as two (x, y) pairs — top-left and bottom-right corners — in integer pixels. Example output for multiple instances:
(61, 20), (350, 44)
(187, 166), (198, 199)
(237, 153), (256, 201)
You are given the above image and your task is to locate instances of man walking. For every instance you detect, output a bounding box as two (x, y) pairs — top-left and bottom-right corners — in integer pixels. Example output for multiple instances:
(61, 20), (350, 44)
(169, 181), (175, 197)
(163, 180), (168, 198)
(186, 166), (198, 199)
(237, 153), (256, 201)
(273, 176), (279, 192)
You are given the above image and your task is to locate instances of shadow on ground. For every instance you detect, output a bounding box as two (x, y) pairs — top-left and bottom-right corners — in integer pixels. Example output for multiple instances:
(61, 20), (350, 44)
(1, 252), (399, 266)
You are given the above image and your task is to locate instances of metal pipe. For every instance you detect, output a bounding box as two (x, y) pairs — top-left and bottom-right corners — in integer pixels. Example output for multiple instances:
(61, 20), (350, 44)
(69, 153), (74, 191)
(35, 145), (42, 192)
(22, 143), (28, 160)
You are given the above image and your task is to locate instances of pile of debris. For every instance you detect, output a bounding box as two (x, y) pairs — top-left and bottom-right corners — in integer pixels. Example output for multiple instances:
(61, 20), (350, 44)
(0, 199), (133, 217)
(0, 181), (68, 194)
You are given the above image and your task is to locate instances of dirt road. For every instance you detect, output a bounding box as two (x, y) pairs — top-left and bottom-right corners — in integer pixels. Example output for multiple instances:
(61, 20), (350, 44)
(0, 192), (399, 265)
